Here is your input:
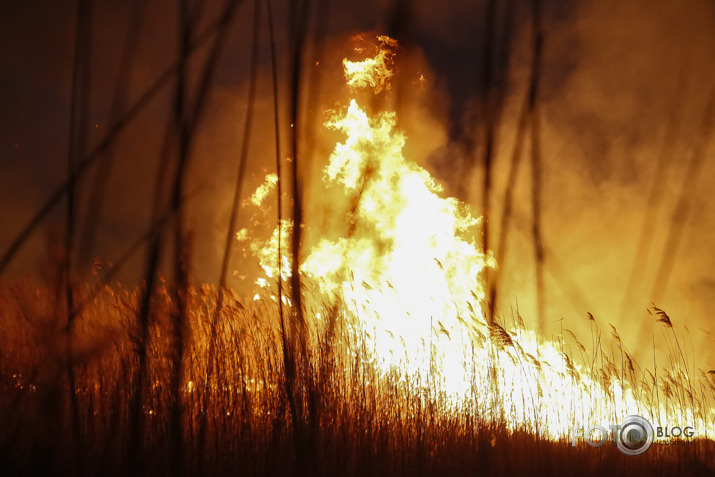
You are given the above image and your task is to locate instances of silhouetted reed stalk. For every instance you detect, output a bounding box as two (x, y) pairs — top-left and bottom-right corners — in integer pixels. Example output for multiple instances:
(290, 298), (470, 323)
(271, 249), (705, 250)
(481, 0), (515, 324)
(128, 0), (242, 472)
(265, 0), (284, 344)
(64, 0), (93, 474)
(489, 73), (529, 323)
(480, 0), (496, 266)
(0, 4), (247, 276)
(263, 3), (292, 471)
(299, 0), (329, 190)
(285, 0), (317, 475)
(650, 94), (714, 304)
(653, 334), (662, 422)
(77, 0), (146, 263)
(650, 306), (695, 417)
(198, 0), (261, 466)
(166, 2), (194, 474)
(2, 3), (715, 477)
(619, 75), (685, 324)
(528, 0), (545, 333)
(488, 0), (541, 329)
(2, 281), (715, 475)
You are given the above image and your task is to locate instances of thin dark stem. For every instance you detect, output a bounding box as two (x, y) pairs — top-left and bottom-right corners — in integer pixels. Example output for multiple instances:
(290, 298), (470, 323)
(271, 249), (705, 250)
(198, 0), (260, 465)
(289, 0), (310, 332)
(528, 0), (545, 333)
(619, 75), (685, 323)
(266, 0), (284, 328)
(650, 93), (714, 303)
(65, 0), (92, 474)
(488, 87), (529, 323)
(167, 1), (192, 475)
(287, 2), (312, 475)
(480, 0), (497, 270)
(0, 5), (240, 276)
(65, 190), (198, 329)
(77, 0), (146, 263)
(482, 0), (515, 324)
(215, 0), (259, 291)
(654, 334), (660, 422)
(127, 1), (243, 473)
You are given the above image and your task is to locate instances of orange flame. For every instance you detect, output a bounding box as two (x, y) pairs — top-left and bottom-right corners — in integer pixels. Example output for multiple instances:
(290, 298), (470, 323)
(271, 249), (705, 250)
(342, 35), (397, 93)
(240, 35), (715, 441)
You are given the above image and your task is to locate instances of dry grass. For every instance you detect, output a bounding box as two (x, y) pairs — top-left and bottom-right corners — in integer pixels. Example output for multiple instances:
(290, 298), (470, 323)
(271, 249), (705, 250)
(0, 274), (713, 477)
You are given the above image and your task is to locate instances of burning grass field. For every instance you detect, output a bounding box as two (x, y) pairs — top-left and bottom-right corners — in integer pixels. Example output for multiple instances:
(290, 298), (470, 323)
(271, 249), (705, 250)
(1, 276), (714, 476)
(2, 65), (715, 469)
(2, 2), (715, 475)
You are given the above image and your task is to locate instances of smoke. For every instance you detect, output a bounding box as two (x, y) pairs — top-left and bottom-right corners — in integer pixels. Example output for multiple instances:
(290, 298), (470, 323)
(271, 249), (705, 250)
(1, 0), (714, 366)
(452, 0), (715, 363)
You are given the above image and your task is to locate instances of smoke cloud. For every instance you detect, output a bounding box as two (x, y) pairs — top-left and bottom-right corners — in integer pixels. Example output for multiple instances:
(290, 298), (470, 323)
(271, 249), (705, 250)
(1, 0), (714, 366)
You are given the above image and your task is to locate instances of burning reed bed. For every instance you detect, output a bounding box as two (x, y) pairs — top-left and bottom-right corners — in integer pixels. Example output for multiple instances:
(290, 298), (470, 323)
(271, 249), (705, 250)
(0, 276), (713, 477)
(2, 0), (713, 475)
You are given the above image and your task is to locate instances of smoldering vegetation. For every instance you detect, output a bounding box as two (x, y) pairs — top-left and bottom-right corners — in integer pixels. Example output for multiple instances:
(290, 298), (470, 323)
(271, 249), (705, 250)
(1, 0), (714, 476)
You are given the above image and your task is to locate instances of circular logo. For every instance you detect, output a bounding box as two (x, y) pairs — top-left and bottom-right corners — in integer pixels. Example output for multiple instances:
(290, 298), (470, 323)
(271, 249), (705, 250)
(617, 415), (654, 456)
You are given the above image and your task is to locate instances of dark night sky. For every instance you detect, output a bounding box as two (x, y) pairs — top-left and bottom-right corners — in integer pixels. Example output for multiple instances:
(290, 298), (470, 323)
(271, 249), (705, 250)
(1, 0), (714, 363)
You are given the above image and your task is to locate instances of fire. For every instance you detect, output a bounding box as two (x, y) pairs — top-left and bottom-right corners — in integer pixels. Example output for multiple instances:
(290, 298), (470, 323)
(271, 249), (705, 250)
(342, 35), (397, 93)
(248, 173), (277, 207)
(304, 95), (495, 387)
(245, 36), (495, 395)
(241, 36), (715, 440)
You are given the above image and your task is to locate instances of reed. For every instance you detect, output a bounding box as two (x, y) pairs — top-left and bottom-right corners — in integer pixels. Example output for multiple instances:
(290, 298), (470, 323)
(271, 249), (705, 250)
(0, 274), (713, 476)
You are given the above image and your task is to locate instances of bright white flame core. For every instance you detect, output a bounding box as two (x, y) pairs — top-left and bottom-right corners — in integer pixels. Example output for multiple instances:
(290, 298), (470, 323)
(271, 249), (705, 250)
(240, 36), (715, 442)
(302, 95), (495, 396)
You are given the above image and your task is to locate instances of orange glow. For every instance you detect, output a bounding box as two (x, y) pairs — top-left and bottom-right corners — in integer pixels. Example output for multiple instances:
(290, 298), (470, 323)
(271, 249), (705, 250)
(342, 35), (397, 93)
(241, 35), (715, 440)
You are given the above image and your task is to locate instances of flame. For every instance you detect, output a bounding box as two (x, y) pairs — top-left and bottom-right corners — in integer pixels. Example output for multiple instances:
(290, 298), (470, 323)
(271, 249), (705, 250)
(241, 36), (715, 441)
(248, 173), (277, 207)
(302, 92), (496, 387)
(342, 35), (397, 93)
